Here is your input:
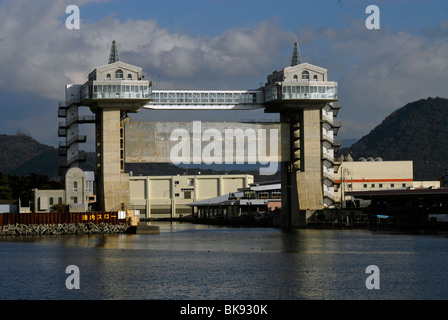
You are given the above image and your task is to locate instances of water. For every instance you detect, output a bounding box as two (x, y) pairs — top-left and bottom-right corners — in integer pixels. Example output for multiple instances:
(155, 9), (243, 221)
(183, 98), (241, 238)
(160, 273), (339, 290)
(1, 222), (448, 300)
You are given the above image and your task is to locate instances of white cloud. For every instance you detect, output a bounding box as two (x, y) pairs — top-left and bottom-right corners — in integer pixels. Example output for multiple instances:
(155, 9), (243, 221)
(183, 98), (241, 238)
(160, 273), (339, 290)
(1, 0), (447, 146)
(0, 0), (295, 100)
(0, 0), (293, 146)
(300, 24), (448, 140)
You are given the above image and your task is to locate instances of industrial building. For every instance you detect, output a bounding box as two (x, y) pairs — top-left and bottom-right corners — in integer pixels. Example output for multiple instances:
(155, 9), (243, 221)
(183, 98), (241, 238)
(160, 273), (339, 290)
(31, 169), (253, 219)
(188, 180), (281, 222)
(336, 155), (439, 208)
(129, 173), (253, 219)
(336, 156), (413, 207)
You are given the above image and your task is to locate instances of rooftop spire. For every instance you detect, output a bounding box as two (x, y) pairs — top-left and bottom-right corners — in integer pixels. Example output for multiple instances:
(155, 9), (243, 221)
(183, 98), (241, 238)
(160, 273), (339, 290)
(108, 40), (120, 64)
(290, 42), (302, 66)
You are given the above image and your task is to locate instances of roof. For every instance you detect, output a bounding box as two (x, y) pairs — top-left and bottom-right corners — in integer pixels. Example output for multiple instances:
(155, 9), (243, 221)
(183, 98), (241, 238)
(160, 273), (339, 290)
(250, 183), (281, 191)
(108, 40), (120, 64)
(346, 187), (448, 200)
(188, 193), (242, 207)
(290, 42), (302, 66)
(84, 171), (95, 181)
(187, 192), (269, 207)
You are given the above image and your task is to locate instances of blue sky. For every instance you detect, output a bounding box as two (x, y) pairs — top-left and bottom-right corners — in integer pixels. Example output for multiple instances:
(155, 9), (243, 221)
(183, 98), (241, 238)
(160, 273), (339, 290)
(79, 0), (447, 36)
(1, 0), (448, 153)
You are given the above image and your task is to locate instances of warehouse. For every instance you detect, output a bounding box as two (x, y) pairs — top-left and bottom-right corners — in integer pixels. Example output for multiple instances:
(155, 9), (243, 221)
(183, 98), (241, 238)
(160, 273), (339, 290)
(129, 173), (254, 219)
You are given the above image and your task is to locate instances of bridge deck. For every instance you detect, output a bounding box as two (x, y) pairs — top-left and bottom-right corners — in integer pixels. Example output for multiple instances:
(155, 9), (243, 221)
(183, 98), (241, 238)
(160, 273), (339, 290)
(144, 89), (265, 110)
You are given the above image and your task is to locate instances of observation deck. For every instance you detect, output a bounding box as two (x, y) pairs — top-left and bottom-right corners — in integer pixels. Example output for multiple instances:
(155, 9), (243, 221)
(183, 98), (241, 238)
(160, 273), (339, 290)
(263, 81), (338, 106)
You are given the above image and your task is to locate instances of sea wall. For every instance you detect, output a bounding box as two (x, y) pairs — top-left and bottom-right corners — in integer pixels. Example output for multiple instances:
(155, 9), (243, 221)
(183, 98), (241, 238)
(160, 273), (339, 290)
(0, 222), (128, 236)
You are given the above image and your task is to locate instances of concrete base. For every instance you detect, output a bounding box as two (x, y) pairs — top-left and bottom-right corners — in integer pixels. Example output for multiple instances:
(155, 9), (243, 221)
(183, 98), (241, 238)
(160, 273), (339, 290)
(278, 108), (325, 228)
(126, 225), (160, 234)
(284, 209), (315, 228)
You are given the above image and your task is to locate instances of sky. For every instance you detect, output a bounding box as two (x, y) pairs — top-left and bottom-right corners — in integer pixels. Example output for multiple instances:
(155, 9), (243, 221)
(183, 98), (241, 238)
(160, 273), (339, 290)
(1, 0), (448, 152)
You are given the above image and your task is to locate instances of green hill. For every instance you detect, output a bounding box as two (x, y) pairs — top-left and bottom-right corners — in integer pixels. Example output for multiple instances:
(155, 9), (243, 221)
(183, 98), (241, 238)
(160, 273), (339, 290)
(0, 134), (58, 177)
(338, 97), (448, 180)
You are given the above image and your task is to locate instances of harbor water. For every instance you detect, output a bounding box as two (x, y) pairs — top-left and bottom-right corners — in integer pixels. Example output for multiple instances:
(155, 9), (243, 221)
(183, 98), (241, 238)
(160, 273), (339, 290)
(1, 222), (448, 300)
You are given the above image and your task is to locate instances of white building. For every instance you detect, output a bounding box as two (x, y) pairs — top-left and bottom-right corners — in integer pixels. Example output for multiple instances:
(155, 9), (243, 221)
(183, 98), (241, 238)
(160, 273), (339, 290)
(33, 167), (96, 212)
(129, 174), (254, 219)
(335, 156), (414, 207)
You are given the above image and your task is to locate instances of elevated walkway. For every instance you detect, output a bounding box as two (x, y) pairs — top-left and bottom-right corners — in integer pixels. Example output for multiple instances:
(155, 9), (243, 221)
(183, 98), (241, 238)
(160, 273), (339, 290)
(145, 89), (264, 110)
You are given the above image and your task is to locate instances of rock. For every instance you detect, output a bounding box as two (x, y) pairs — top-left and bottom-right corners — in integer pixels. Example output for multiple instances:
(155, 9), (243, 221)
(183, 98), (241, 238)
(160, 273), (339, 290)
(0, 222), (128, 236)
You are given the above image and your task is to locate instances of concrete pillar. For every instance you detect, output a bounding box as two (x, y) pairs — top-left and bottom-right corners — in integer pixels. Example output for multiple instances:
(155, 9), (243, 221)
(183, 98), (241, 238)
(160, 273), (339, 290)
(279, 107), (324, 228)
(95, 108), (131, 211)
(296, 108), (323, 212)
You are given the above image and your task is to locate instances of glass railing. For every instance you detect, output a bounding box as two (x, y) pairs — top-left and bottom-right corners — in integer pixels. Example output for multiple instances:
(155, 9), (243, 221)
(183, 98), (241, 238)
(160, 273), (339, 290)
(282, 92), (338, 100)
(81, 81), (152, 101)
(151, 90), (260, 105)
(91, 92), (151, 99)
(265, 84), (338, 102)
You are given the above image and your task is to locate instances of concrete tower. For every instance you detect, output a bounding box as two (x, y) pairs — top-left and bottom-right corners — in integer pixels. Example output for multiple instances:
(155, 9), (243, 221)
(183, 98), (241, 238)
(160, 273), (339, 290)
(60, 41), (153, 211)
(262, 44), (341, 227)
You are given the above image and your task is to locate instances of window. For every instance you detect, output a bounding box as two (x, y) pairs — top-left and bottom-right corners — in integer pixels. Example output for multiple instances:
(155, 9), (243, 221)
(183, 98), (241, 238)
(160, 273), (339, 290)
(49, 197), (54, 206)
(58, 197), (63, 204)
(371, 184), (375, 188)
(86, 181), (93, 193)
(258, 192), (269, 199)
(73, 181), (78, 192)
(391, 183), (395, 188)
(379, 184), (383, 188)
(115, 69), (123, 79)
(363, 184), (367, 188)
(184, 191), (191, 199)
(402, 183), (406, 188)
(301, 71), (310, 80)
(293, 75), (298, 81)
(106, 74), (111, 80)
(127, 74), (132, 80)
(313, 75), (318, 81)
(175, 193), (179, 197)
(272, 191), (281, 199)
(73, 197), (78, 204)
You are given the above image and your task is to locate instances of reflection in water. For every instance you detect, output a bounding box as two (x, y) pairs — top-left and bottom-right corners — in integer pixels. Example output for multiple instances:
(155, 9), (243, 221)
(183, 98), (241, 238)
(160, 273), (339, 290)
(1, 223), (448, 299)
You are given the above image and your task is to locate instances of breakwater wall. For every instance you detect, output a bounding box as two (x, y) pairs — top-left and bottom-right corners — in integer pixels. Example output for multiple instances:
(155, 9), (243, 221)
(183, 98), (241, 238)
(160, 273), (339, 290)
(0, 211), (124, 226)
(0, 222), (127, 236)
(0, 211), (129, 236)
